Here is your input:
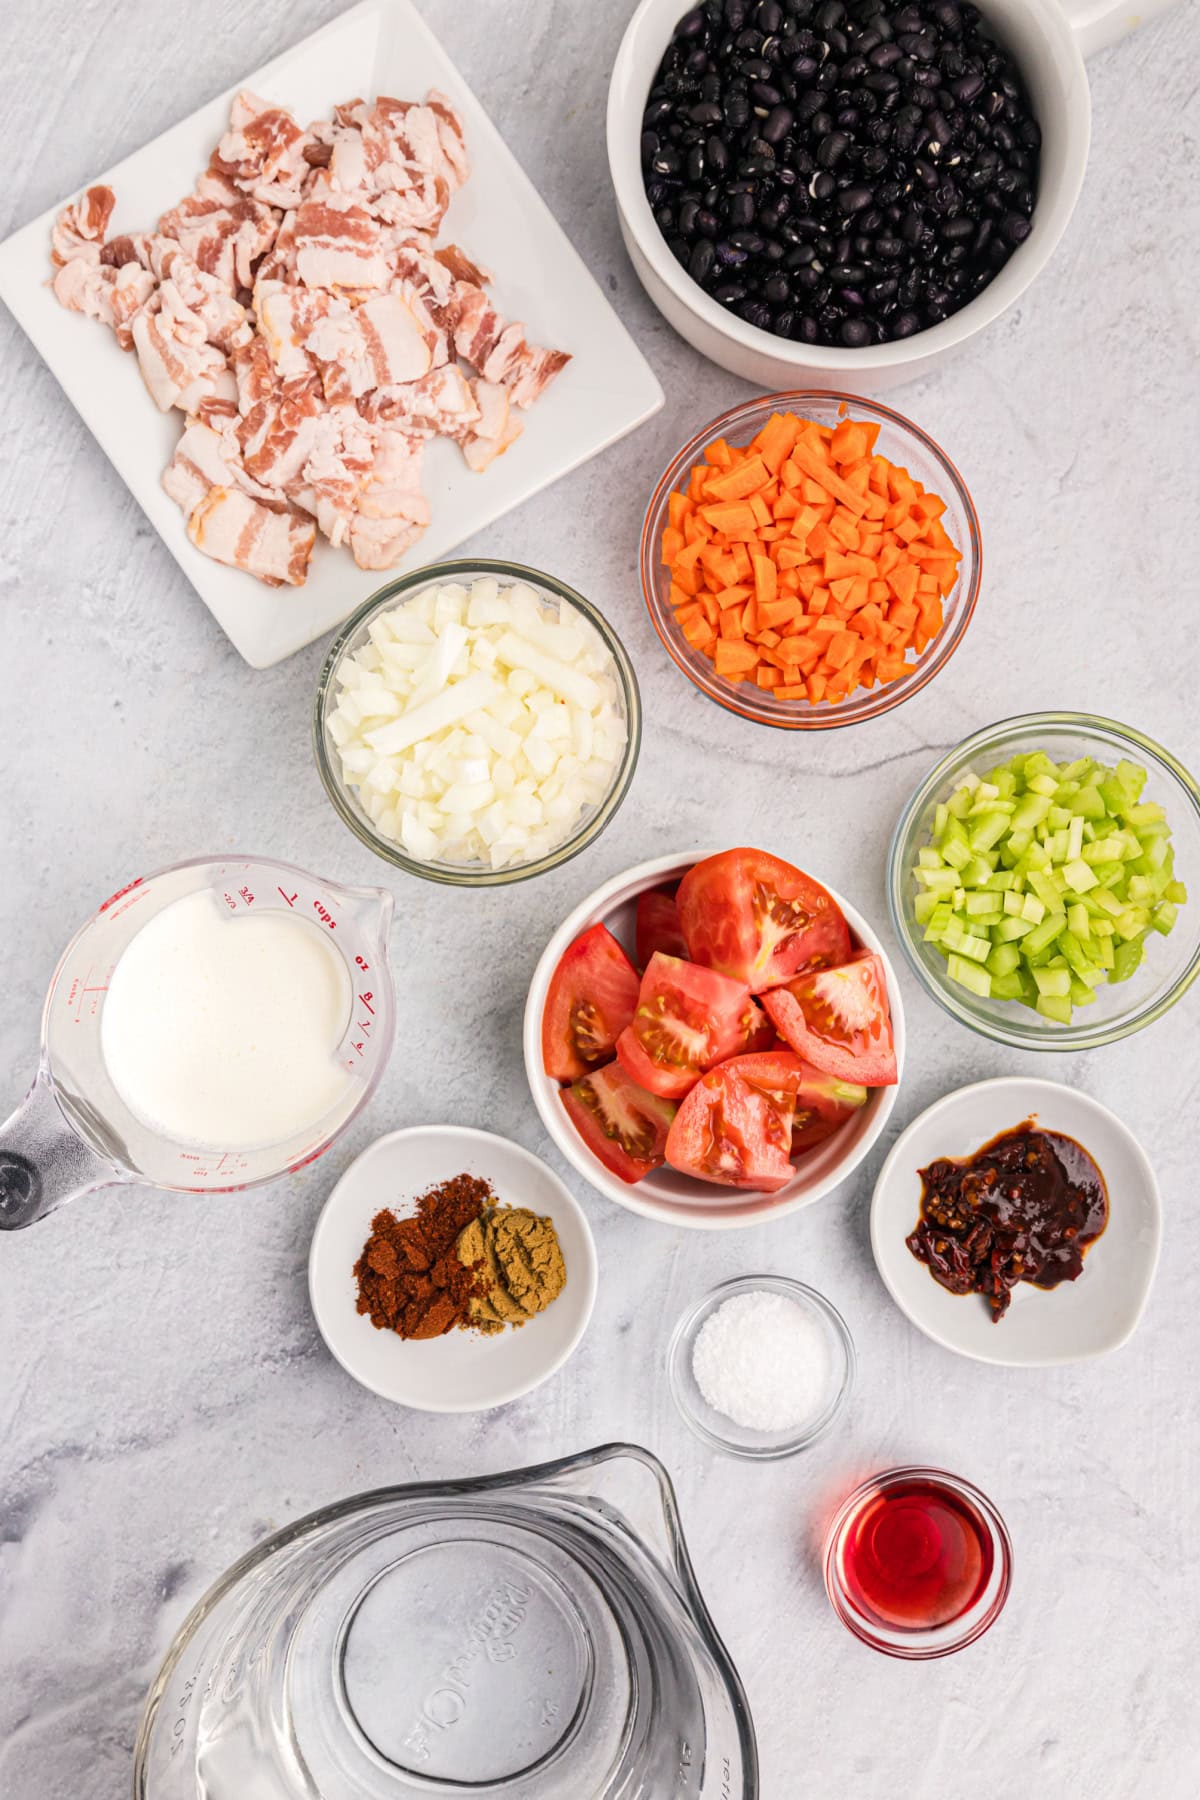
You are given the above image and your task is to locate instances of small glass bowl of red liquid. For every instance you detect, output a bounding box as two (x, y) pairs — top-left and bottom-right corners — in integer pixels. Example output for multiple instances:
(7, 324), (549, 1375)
(823, 1466), (1012, 1659)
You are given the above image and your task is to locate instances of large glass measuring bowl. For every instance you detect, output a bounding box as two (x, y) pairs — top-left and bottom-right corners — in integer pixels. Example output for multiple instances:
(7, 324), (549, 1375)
(134, 1443), (758, 1799)
(0, 855), (395, 1229)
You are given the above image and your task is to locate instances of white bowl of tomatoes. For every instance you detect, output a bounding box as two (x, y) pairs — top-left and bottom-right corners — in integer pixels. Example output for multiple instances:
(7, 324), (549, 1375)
(524, 848), (905, 1229)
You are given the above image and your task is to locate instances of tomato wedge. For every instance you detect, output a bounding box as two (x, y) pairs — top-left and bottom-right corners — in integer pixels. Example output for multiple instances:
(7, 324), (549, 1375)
(616, 953), (756, 1100)
(635, 887), (688, 966)
(762, 951), (897, 1085)
(719, 1050), (864, 1155)
(676, 848), (851, 993)
(560, 1062), (676, 1184)
(542, 923), (640, 1082)
(664, 1060), (795, 1191)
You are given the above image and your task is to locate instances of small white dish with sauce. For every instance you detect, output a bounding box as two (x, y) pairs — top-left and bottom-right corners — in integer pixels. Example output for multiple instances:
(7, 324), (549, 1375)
(870, 1077), (1161, 1367)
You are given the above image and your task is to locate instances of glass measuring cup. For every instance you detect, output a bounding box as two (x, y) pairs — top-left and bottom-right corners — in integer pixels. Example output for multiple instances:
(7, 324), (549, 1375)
(134, 1442), (759, 1798)
(0, 855), (394, 1230)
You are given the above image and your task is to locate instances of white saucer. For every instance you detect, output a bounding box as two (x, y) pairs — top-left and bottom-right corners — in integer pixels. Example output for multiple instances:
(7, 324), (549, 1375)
(870, 1078), (1161, 1367)
(309, 1125), (597, 1411)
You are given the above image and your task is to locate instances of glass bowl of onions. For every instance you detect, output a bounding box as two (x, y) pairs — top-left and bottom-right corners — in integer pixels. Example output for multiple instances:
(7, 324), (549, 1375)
(314, 560), (641, 886)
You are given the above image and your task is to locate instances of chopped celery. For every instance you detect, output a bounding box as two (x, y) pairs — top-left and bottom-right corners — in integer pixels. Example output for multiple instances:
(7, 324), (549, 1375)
(947, 953), (991, 998)
(911, 748), (1186, 1025)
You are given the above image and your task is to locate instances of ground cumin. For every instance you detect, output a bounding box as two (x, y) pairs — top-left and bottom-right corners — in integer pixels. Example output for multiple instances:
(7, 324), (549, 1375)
(354, 1173), (492, 1341)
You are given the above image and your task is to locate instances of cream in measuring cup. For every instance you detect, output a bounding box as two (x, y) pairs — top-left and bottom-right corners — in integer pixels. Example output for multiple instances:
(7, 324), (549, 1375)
(100, 888), (355, 1152)
(0, 856), (394, 1231)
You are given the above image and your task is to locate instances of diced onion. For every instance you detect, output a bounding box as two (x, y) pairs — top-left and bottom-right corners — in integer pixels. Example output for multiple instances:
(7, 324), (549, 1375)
(328, 577), (627, 868)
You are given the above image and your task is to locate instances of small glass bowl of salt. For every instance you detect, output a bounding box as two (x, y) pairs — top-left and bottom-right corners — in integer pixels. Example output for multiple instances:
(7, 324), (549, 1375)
(668, 1275), (855, 1459)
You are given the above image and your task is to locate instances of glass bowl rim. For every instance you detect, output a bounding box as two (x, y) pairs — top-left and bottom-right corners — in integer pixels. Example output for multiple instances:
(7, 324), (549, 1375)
(313, 558), (642, 888)
(667, 1273), (856, 1460)
(639, 390), (982, 732)
(886, 710), (1200, 1050)
(822, 1463), (1014, 1660)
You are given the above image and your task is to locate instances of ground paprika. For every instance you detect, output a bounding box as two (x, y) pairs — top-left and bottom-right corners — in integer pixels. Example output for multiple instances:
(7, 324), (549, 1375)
(353, 1172), (491, 1341)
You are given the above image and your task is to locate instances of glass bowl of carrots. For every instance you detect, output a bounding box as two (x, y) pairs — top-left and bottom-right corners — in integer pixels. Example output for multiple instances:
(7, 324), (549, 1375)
(640, 392), (982, 730)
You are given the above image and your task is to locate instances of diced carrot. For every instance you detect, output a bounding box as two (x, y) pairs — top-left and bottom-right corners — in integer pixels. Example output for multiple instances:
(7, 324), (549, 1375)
(704, 454), (769, 502)
(756, 665), (783, 688)
(720, 605), (745, 640)
(748, 492), (772, 528)
(752, 554), (777, 608)
(667, 492), (692, 529)
(715, 582), (752, 610)
(752, 410), (802, 473)
(714, 639), (759, 676)
(700, 500), (759, 535)
(704, 437), (735, 468)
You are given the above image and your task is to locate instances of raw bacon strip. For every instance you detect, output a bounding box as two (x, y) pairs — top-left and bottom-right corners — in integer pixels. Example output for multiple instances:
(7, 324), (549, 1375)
(306, 292), (433, 402)
(294, 198), (389, 290)
(186, 486), (315, 586)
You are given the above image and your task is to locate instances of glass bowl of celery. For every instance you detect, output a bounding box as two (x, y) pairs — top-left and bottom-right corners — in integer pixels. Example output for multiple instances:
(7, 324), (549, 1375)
(887, 714), (1200, 1050)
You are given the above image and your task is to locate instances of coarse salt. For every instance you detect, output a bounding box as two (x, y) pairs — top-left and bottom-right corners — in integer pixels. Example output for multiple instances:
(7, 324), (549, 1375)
(691, 1290), (832, 1433)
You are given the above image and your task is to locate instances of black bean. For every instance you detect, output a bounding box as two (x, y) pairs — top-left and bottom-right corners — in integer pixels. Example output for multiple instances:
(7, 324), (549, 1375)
(762, 104), (794, 141)
(689, 237), (716, 281)
(715, 238), (750, 265)
(677, 7), (706, 35)
(810, 169), (836, 200)
(1001, 212), (1032, 245)
(837, 184), (873, 214)
(840, 318), (871, 346)
(811, 110), (834, 138)
(714, 280), (748, 302)
(865, 69), (900, 94)
(668, 236), (690, 267)
(952, 72), (984, 104)
(875, 234), (905, 259)
(764, 272), (791, 303)
(679, 197), (701, 237)
(759, 0), (783, 30)
(752, 79), (784, 104)
(926, 109), (953, 148)
(817, 129), (851, 167)
(740, 56), (773, 78)
(940, 215), (974, 242)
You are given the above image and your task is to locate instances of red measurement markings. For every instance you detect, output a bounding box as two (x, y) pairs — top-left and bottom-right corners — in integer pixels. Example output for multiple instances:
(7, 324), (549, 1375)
(277, 887), (298, 908)
(358, 991), (375, 1015)
(70, 966), (110, 1022)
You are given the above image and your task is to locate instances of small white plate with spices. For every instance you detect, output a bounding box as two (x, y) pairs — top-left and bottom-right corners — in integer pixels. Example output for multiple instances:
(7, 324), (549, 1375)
(870, 1078), (1162, 1368)
(308, 1124), (597, 1413)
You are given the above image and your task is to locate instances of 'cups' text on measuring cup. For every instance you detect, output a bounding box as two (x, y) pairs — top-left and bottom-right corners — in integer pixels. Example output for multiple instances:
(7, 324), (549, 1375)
(0, 855), (394, 1230)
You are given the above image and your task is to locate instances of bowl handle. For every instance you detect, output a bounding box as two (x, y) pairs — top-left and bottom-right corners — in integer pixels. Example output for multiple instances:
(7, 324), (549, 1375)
(1059, 0), (1180, 57)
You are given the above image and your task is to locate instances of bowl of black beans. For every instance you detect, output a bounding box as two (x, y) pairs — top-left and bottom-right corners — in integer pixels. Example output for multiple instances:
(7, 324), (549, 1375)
(608, 0), (1093, 390)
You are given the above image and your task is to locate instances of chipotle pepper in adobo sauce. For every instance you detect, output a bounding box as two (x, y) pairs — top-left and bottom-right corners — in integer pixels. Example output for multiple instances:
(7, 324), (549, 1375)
(907, 1120), (1108, 1321)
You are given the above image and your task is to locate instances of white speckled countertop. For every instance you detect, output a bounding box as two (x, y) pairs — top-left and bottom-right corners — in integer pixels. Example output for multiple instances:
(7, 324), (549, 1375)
(2, 2), (1199, 1795)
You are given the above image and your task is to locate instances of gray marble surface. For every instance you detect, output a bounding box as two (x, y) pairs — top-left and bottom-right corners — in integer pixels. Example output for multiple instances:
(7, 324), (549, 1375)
(2, 2), (1199, 1795)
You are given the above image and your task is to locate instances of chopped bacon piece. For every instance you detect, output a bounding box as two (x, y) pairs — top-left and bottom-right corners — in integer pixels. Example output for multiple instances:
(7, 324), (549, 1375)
(51, 186), (115, 265)
(460, 379), (523, 472)
(186, 486), (315, 585)
(131, 289), (230, 412)
(294, 198), (389, 290)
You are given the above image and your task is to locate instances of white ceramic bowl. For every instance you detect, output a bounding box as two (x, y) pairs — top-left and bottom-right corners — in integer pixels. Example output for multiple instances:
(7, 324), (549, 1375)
(308, 1125), (598, 1411)
(870, 1077), (1161, 1365)
(524, 850), (905, 1229)
(607, 0), (1097, 393)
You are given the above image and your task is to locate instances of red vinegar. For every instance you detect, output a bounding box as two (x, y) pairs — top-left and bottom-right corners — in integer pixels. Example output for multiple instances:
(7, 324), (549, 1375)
(837, 1475), (994, 1630)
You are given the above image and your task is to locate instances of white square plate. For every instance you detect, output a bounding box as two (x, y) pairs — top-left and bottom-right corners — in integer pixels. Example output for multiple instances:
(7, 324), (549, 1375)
(0, 0), (663, 667)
